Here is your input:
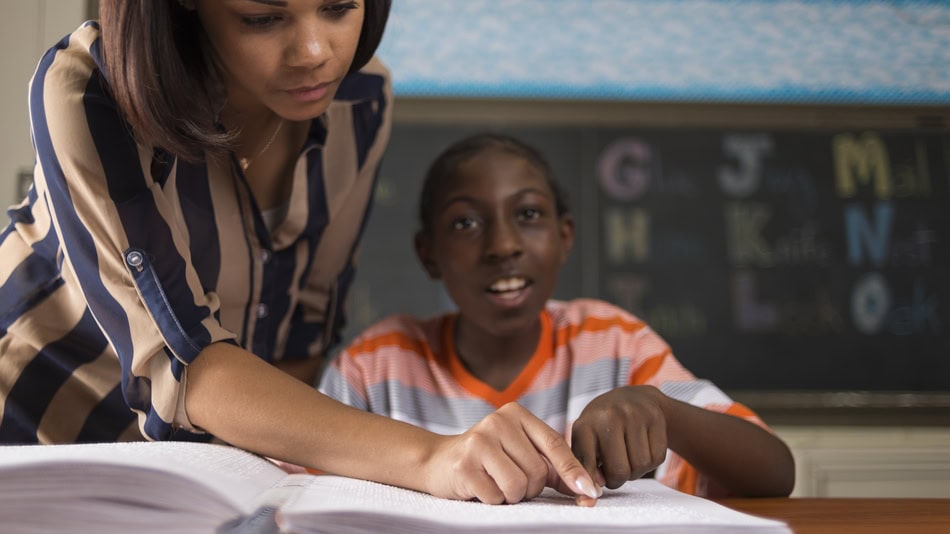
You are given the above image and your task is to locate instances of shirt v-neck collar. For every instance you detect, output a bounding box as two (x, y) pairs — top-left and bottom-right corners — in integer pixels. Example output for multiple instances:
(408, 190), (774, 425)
(219, 115), (327, 251)
(441, 310), (554, 408)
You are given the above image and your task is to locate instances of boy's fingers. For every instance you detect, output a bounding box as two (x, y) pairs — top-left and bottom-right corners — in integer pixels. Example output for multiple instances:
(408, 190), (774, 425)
(624, 427), (653, 481)
(595, 467), (606, 488)
(570, 427), (600, 483)
(598, 428), (632, 489)
(648, 418), (668, 468)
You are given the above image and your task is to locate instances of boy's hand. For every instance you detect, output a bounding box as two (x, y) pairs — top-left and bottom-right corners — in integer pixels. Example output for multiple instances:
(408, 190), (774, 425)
(424, 402), (601, 505)
(571, 385), (670, 489)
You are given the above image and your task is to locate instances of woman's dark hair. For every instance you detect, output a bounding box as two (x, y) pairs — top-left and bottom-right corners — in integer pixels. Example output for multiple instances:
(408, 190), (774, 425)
(418, 133), (570, 235)
(99, 0), (391, 162)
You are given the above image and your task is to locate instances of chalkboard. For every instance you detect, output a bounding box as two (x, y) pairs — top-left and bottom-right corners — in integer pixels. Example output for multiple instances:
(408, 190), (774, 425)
(342, 124), (950, 394)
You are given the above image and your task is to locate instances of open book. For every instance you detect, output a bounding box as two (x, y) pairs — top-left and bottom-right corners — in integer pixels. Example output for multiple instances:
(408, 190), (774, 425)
(0, 441), (790, 533)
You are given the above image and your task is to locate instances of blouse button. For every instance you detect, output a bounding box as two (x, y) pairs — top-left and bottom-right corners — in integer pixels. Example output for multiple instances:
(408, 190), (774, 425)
(125, 251), (144, 268)
(256, 303), (269, 319)
(261, 249), (272, 264)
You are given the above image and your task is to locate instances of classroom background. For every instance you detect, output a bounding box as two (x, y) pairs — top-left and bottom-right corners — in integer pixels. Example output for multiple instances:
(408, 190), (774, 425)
(2, 0), (948, 498)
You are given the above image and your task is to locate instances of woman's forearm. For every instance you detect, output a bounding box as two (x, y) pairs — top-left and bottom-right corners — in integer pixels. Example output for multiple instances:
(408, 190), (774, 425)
(184, 343), (600, 505)
(185, 342), (438, 490)
(658, 393), (795, 497)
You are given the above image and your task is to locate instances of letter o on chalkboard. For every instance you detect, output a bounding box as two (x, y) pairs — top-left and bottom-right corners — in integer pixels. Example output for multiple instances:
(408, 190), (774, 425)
(851, 272), (891, 334)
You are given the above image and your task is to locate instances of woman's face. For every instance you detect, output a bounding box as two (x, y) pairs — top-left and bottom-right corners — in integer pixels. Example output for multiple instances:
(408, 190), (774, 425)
(193, 0), (365, 121)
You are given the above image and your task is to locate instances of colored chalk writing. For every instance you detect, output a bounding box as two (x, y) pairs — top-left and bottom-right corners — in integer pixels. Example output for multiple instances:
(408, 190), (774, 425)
(346, 124), (949, 393)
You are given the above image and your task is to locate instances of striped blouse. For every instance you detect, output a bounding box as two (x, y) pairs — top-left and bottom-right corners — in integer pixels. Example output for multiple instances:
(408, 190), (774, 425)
(0, 22), (393, 444)
(319, 299), (769, 497)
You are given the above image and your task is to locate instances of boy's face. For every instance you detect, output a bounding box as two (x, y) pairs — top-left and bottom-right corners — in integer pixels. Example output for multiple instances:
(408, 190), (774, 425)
(417, 149), (575, 338)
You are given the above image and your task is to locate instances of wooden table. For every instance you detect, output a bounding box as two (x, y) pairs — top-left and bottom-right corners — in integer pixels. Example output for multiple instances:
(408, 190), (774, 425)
(718, 497), (950, 533)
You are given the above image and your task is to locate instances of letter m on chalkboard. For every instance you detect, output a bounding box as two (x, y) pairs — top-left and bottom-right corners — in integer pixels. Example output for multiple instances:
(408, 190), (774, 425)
(833, 133), (892, 199)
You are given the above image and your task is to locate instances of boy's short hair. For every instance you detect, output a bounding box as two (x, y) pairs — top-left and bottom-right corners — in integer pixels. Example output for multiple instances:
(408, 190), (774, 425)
(418, 133), (570, 234)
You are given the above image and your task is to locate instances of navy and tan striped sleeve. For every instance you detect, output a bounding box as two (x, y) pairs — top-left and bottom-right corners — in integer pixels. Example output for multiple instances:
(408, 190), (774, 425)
(284, 57), (393, 359)
(29, 23), (236, 440)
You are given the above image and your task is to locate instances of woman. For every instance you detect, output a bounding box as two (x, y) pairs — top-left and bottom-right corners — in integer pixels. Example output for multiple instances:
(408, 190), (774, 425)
(0, 1), (599, 505)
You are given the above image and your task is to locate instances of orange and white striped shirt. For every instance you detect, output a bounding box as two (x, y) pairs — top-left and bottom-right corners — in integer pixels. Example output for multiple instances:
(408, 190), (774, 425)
(320, 299), (768, 497)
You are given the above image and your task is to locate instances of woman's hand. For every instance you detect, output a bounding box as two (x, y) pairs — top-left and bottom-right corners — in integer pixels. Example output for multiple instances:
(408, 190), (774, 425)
(571, 386), (670, 489)
(423, 402), (601, 505)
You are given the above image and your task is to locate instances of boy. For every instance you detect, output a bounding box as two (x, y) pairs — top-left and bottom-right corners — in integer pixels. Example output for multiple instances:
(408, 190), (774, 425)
(320, 133), (795, 497)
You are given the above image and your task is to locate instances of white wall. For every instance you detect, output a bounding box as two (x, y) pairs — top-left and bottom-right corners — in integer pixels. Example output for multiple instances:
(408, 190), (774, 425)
(775, 426), (950, 498)
(0, 0), (88, 210)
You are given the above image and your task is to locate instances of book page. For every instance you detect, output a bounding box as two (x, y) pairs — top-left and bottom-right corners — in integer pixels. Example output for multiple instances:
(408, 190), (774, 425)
(0, 441), (288, 516)
(279, 477), (791, 533)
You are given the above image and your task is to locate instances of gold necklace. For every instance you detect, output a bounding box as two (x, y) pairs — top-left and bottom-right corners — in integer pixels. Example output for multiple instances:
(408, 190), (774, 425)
(238, 117), (285, 172)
